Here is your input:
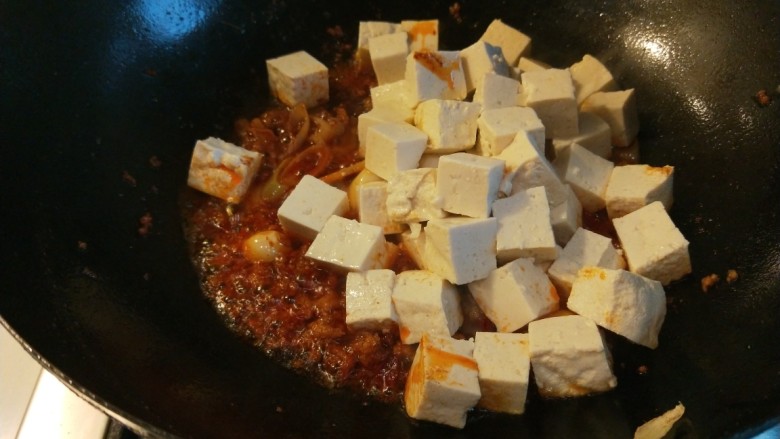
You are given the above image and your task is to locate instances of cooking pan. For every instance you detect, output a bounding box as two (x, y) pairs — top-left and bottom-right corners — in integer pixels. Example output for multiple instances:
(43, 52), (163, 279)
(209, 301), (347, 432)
(1, 0), (779, 437)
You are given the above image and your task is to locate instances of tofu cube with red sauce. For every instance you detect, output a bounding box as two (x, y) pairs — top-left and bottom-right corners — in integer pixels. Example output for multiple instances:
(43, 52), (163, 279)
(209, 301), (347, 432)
(391, 270), (462, 344)
(277, 175), (349, 241)
(266, 50), (329, 108)
(345, 269), (398, 329)
(473, 332), (531, 414)
(405, 51), (468, 105)
(404, 334), (481, 429)
(305, 215), (388, 272)
(401, 20), (439, 52)
(187, 137), (263, 203)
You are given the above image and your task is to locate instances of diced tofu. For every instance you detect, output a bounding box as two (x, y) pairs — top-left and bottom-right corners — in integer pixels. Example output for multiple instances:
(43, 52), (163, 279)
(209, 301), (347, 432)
(550, 184), (583, 246)
(473, 332), (531, 414)
(277, 175), (348, 240)
(386, 168), (447, 223)
(551, 112), (612, 159)
(356, 181), (404, 234)
(547, 227), (624, 298)
(424, 217), (498, 285)
(568, 267), (667, 349)
(477, 106), (545, 157)
(365, 122), (428, 180)
(266, 51), (329, 108)
(404, 334), (481, 429)
(391, 270), (463, 344)
(479, 19), (532, 65)
(368, 32), (410, 85)
(418, 153), (443, 168)
(370, 80), (416, 112)
(357, 21), (402, 64)
(347, 168), (383, 211)
(516, 56), (550, 73)
(187, 137), (263, 203)
(492, 187), (558, 264)
(613, 201), (691, 285)
(400, 225), (427, 269)
(468, 258), (559, 332)
(497, 131), (569, 207)
(459, 41), (510, 93)
(414, 99), (482, 153)
(357, 106), (415, 156)
(473, 72), (521, 112)
(528, 315), (617, 397)
(554, 143), (615, 212)
(521, 68), (579, 138)
(605, 165), (674, 219)
(345, 269), (398, 329)
(401, 20), (439, 52)
(581, 88), (640, 147)
(305, 215), (388, 272)
(634, 403), (686, 439)
(405, 51), (468, 105)
(437, 153), (505, 218)
(569, 54), (618, 104)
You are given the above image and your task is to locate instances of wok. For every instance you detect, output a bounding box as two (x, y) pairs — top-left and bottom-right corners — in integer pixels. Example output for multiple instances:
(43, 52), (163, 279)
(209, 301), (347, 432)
(1, 0), (779, 437)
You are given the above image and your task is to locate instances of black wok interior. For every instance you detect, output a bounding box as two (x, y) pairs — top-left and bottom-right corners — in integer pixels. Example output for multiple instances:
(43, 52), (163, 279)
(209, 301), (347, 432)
(2, 0), (779, 437)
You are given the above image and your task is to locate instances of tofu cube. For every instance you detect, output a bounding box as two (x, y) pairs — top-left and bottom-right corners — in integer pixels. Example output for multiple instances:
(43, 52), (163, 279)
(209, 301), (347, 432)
(473, 332), (531, 414)
(400, 226), (427, 270)
(305, 215), (388, 272)
(405, 51), (468, 105)
(473, 72), (521, 112)
(468, 258), (559, 332)
(554, 143), (615, 212)
(347, 168), (383, 211)
(550, 184), (583, 246)
(516, 56), (550, 74)
(404, 334), (480, 429)
(479, 19), (532, 65)
(401, 20), (439, 52)
(459, 41), (510, 93)
(492, 187), (558, 264)
(357, 21), (402, 64)
(187, 137), (263, 203)
(365, 122), (428, 181)
(497, 131), (569, 207)
(521, 68), (579, 138)
(528, 315), (617, 397)
(277, 175), (348, 240)
(266, 51), (329, 108)
(414, 99), (482, 153)
(370, 80), (416, 113)
(605, 164), (674, 219)
(477, 106), (545, 157)
(613, 201), (691, 285)
(345, 269), (398, 329)
(551, 111), (612, 159)
(391, 270), (463, 344)
(437, 153), (505, 218)
(569, 54), (618, 104)
(386, 168), (447, 223)
(357, 106), (415, 156)
(547, 227), (624, 299)
(424, 217), (498, 285)
(368, 32), (410, 85)
(356, 181), (403, 234)
(581, 88), (640, 147)
(568, 267), (667, 349)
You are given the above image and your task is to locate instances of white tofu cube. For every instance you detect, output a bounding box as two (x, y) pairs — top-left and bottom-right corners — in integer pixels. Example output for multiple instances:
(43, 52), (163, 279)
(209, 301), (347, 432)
(187, 137), (263, 203)
(568, 267), (667, 349)
(551, 111), (612, 159)
(391, 270), (463, 344)
(405, 51), (468, 105)
(305, 215), (388, 272)
(547, 227), (624, 299)
(581, 88), (640, 147)
(605, 164), (674, 219)
(345, 269), (398, 329)
(497, 131), (569, 207)
(370, 80), (416, 112)
(347, 168), (383, 211)
(368, 32), (410, 85)
(569, 54), (618, 104)
(492, 187), (558, 264)
(473, 332), (531, 414)
(277, 175), (348, 240)
(479, 19), (532, 65)
(516, 56), (550, 73)
(357, 106), (415, 156)
(357, 181), (404, 234)
(424, 217), (498, 285)
(473, 72), (521, 112)
(401, 20), (439, 52)
(365, 122), (428, 181)
(477, 106), (545, 157)
(357, 21), (402, 64)
(404, 334), (480, 429)
(468, 258), (559, 332)
(266, 51), (329, 108)
(437, 153), (505, 218)
(400, 226), (427, 270)
(414, 99), (482, 153)
(386, 168), (447, 223)
(521, 68), (579, 138)
(528, 315), (617, 397)
(554, 143), (614, 212)
(613, 201), (691, 285)
(459, 41), (510, 93)
(550, 184), (583, 246)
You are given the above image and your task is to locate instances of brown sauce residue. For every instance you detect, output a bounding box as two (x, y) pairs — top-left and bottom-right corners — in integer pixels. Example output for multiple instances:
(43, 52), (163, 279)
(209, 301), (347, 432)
(413, 51), (460, 89)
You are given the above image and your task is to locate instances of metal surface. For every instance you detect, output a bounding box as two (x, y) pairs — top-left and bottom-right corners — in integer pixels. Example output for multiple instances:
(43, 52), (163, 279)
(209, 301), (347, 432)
(1, 0), (779, 437)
